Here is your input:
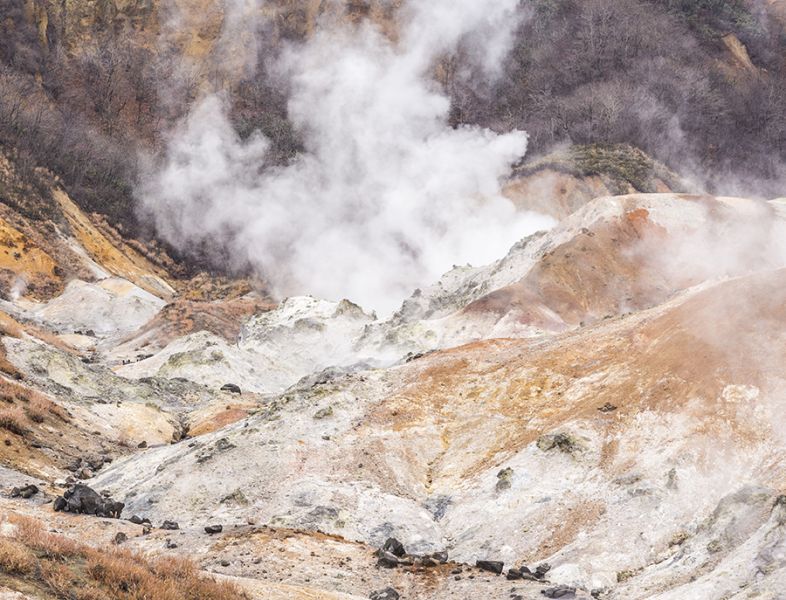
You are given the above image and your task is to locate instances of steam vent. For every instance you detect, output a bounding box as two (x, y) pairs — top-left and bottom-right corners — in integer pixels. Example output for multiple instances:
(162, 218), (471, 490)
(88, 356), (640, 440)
(1, 0), (786, 598)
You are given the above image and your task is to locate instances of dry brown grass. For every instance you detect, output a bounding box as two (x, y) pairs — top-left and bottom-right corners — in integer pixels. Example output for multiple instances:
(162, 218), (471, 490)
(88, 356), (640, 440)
(0, 355), (22, 379)
(0, 311), (25, 339)
(0, 537), (36, 574)
(39, 559), (77, 596)
(0, 311), (33, 380)
(24, 393), (64, 423)
(0, 378), (69, 429)
(11, 514), (82, 559)
(3, 515), (246, 600)
(0, 336), (23, 379)
(0, 405), (26, 435)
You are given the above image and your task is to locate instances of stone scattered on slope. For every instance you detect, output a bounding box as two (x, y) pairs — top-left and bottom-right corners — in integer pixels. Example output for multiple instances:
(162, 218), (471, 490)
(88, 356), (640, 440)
(9, 484), (39, 499)
(53, 484), (123, 518)
(542, 585), (577, 598)
(476, 560), (505, 575)
(369, 588), (400, 600)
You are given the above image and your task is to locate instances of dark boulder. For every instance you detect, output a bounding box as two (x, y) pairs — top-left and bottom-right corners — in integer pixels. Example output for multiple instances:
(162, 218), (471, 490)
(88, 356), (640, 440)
(382, 537), (406, 557)
(160, 520), (179, 530)
(105, 501), (124, 518)
(376, 551), (400, 568)
(204, 524), (223, 534)
(220, 383), (241, 394)
(10, 484), (39, 499)
(430, 550), (448, 563)
(535, 563), (552, 578)
(129, 515), (151, 525)
(476, 560), (504, 575)
(421, 556), (441, 568)
(541, 586), (576, 598)
(63, 484), (105, 515)
(507, 568), (523, 580)
(113, 532), (127, 545)
(53, 485), (122, 518)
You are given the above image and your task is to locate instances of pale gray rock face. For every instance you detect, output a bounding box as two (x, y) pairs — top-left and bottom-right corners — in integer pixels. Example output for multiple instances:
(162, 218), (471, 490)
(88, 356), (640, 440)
(114, 296), (379, 394)
(5, 278), (165, 338)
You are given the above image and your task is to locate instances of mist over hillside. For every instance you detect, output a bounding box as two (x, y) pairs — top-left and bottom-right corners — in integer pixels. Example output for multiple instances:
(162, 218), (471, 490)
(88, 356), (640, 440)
(1, 0), (785, 243)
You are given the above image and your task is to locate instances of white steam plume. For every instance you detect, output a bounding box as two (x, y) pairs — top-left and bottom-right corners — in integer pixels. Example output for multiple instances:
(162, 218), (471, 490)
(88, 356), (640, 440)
(139, 0), (553, 313)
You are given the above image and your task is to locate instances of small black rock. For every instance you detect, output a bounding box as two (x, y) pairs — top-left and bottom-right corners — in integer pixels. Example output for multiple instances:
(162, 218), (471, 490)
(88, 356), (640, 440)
(431, 550), (448, 563)
(204, 524), (223, 534)
(376, 551), (400, 568)
(541, 586), (576, 599)
(382, 537), (406, 557)
(535, 563), (552, 578)
(220, 383), (242, 394)
(506, 568), (523, 580)
(476, 560), (504, 575)
(160, 520), (179, 530)
(129, 515), (151, 525)
(113, 532), (127, 545)
(11, 484), (39, 499)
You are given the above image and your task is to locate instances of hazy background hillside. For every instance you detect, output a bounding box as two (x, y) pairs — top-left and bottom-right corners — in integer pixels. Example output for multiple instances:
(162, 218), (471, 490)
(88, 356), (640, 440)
(0, 0), (784, 263)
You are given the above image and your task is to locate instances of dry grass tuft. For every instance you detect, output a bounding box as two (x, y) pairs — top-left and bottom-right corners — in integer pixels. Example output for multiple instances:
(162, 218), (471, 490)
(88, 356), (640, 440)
(0, 537), (37, 574)
(39, 559), (76, 596)
(24, 393), (64, 423)
(10, 514), (82, 559)
(3, 514), (246, 599)
(75, 586), (112, 600)
(0, 312), (24, 339)
(0, 353), (22, 379)
(0, 405), (26, 435)
(0, 378), (69, 428)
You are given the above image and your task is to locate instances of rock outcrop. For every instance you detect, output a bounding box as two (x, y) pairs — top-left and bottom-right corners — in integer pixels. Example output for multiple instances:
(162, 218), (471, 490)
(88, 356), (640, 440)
(53, 484), (123, 518)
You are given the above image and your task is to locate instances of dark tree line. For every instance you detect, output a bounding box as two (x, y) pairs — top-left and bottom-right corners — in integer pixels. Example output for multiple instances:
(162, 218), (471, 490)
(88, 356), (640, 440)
(1, 0), (785, 240)
(453, 0), (786, 195)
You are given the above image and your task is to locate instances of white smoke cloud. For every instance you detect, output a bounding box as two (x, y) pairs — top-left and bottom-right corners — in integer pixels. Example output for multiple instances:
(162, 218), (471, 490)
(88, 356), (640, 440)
(138, 0), (553, 313)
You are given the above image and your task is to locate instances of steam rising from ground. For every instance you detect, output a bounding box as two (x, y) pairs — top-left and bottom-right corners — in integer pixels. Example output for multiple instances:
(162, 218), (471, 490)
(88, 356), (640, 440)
(138, 0), (553, 313)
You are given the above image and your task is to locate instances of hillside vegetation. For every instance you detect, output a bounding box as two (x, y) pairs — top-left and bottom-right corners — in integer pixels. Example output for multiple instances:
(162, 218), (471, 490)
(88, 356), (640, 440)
(0, 0), (784, 248)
